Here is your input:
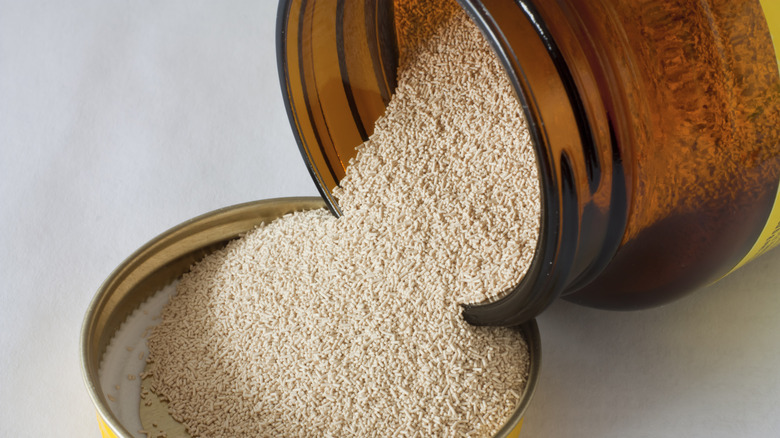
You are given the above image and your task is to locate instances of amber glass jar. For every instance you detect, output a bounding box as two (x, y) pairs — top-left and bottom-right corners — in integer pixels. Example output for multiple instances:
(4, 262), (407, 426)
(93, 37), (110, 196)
(276, 0), (780, 325)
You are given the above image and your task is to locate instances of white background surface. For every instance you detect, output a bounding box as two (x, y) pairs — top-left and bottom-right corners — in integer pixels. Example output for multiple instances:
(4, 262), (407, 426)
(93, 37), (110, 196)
(2, 1), (780, 437)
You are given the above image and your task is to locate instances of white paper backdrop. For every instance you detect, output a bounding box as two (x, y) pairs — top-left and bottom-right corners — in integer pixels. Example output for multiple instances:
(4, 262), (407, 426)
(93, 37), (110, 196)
(1, 1), (779, 437)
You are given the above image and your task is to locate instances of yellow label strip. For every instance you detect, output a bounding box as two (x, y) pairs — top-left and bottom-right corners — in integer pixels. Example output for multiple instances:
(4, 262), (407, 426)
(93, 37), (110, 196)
(760, 0), (780, 68)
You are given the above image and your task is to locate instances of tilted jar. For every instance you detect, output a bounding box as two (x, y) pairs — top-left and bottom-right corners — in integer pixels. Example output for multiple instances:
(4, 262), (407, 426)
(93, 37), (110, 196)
(276, 0), (780, 325)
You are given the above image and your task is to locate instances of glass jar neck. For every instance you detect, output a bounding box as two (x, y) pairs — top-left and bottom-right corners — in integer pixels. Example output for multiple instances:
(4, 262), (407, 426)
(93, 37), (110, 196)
(460, 0), (628, 325)
(277, 0), (629, 325)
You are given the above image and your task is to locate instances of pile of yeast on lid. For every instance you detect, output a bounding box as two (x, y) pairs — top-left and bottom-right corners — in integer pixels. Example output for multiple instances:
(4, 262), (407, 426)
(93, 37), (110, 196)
(146, 1), (541, 436)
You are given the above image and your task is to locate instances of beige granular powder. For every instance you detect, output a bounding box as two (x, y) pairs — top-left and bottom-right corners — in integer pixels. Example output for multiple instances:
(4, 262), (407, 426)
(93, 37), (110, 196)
(147, 1), (540, 437)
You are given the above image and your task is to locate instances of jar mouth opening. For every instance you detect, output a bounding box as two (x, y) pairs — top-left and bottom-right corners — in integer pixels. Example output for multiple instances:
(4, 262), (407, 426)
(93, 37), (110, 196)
(277, 0), (593, 325)
(454, 0), (551, 311)
(458, 0), (598, 325)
